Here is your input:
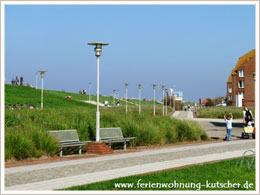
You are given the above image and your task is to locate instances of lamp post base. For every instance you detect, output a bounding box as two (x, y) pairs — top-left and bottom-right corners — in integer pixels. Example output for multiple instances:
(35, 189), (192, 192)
(84, 142), (114, 155)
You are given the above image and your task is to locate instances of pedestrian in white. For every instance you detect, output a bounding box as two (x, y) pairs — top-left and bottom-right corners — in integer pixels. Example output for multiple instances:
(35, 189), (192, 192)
(224, 113), (233, 141)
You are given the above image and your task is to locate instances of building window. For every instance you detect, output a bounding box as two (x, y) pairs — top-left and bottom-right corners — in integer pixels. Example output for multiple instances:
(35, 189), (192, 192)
(238, 80), (244, 88)
(228, 88), (232, 93)
(239, 91), (244, 99)
(239, 70), (244, 77)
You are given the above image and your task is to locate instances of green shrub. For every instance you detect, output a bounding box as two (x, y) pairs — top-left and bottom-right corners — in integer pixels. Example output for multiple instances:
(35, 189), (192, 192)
(5, 132), (36, 160)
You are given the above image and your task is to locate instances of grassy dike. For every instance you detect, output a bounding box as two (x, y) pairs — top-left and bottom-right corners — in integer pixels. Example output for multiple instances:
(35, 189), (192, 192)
(5, 85), (208, 160)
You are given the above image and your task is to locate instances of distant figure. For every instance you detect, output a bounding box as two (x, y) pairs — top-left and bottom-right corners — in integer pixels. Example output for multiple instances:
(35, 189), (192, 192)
(83, 89), (86, 95)
(116, 102), (121, 106)
(104, 100), (109, 107)
(11, 79), (15, 85)
(66, 96), (72, 100)
(29, 104), (35, 110)
(15, 76), (19, 85)
(20, 76), (24, 86)
(79, 89), (83, 94)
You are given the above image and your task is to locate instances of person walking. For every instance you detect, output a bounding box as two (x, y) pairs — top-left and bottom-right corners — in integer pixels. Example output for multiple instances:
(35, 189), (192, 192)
(20, 76), (24, 86)
(15, 76), (19, 85)
(243, 107), (254, 126)
(224, 113), (233, 141)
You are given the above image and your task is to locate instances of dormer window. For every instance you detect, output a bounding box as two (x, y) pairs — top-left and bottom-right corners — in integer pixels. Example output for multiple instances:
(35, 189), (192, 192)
(239, 70), (244, 77)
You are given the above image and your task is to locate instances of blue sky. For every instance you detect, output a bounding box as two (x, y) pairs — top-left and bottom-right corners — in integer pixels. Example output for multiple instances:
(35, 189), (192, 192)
(5, 4), (255, 102)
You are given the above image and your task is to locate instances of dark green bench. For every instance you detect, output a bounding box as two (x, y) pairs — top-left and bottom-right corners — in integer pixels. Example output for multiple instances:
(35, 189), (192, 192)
(48, 130), (91, 156)
(100, 127), (135, 150)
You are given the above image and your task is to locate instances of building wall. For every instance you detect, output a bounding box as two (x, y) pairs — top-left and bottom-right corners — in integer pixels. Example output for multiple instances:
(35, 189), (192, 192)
(226, 50), (255, 107)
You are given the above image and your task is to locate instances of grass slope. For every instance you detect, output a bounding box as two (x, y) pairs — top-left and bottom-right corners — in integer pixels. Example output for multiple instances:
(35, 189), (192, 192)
(5, 84), (95, 109)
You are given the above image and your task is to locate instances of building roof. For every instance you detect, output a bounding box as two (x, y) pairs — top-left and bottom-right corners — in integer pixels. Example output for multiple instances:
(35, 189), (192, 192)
(227, 49), (255, 83)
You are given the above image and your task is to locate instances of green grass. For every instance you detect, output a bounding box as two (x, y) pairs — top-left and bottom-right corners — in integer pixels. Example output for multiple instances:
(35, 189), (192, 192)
(196, 107), (255, 119)
(64, 157), (255, 191)
(5, 84), (95, 109)
(5, 84), (208, 160)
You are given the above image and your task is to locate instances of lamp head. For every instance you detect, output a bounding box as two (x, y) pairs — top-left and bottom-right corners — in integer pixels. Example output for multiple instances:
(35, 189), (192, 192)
(38, 70), (47, 78)
(162, 85), (165, 90)
(138, 84), (142, 89)
(125, 83), (128, 88)
(153, 84), (156, 89)
(88, 42), (109, 57)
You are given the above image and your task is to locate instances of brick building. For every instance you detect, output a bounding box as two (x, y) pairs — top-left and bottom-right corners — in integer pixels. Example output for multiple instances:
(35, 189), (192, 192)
(226, 49), (255, 107)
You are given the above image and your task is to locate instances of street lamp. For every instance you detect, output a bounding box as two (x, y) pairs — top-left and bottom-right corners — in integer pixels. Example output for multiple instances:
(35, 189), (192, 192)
(162, 85), (165, 116)
(113, 89), (116, 106)
(165, 88), (168, 115)
(153, 84), (156, 116)
(117, 89), (120, 100)
(35, 71), (39, 89)
(88, 82), (92, 101)
(88, 42), (109, 142)
(38, 70), (47, 110)
(138, 84), (142, 114)
(125, 83), (128, 113)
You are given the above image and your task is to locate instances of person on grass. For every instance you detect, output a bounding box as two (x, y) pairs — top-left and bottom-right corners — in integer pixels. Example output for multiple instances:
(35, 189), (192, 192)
(224, 113), (233, 141)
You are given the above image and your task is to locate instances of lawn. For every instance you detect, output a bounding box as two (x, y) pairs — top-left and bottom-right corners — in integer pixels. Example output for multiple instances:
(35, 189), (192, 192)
(64, 157), (255, 191)
(196, 106), (255, 119)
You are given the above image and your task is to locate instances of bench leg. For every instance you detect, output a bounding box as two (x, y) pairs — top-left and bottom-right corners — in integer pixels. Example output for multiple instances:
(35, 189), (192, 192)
(79, 146), (82, 155)
(59, 148), (63, 157)
(124, 141), (126, 150)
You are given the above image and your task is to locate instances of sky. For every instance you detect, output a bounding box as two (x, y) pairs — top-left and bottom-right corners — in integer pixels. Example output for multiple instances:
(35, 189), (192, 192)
(4, 4), (255, 102)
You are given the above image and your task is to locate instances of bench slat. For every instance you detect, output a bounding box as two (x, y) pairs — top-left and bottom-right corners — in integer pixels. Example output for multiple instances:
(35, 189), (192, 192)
(100, 128), (124, 140)
(48, 130), (79, 142)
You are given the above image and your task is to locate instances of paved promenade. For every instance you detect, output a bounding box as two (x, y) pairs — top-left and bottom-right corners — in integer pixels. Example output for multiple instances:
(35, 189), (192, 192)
(172, 111), (244, 139)
(5, 139), (255, 191)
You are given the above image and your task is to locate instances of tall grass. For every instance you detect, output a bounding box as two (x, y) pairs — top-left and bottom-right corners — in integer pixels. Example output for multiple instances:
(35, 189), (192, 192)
(196, 107), (255, 119)
(5, 84), (208, 160)
(5, 106), (207, 160)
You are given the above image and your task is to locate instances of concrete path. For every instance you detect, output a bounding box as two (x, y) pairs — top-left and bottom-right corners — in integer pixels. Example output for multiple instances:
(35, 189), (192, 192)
(172, 111), (245, 139)
(81, 100), (109, 107)
(172, 111), (193, 119)
(5, 140), (255, 191)
(194, 118), (244, 139)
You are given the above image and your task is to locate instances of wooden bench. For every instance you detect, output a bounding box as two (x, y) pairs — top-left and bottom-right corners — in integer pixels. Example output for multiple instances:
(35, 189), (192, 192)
(100, 127), (135, 150)
(48, 130), (91, 156)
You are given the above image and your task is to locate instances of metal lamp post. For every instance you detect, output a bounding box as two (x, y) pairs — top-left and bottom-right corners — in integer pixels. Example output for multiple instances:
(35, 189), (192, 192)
(113, 89), (116, 106)
(162, 85), (165, 116)
(138, 84), (142, 114)
(88, 42), (109, 142)
(165, 88), (168, 115)
(125, 83), (128, 113)
(35, 71), (39, 89)
(88, 82), (92, 101)
(153, 84), (156, 116)
(38, 70), (47, 110)
(117, 89), (120, 100)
